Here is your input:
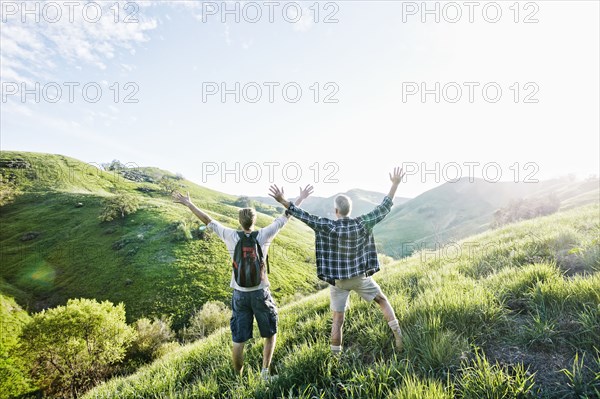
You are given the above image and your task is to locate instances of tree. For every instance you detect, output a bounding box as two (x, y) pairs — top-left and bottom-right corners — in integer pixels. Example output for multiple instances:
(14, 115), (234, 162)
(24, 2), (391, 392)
(102, 160), (126, 171)
(20, 298), (136, 398)
(99, 193), (140, 222)
(158, 176), (178, 195)
(234, 196), (254, 208)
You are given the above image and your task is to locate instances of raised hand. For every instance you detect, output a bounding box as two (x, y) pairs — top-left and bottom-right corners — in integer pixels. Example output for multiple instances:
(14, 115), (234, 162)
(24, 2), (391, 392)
(298, 184), (314, 200)
(172, 191), (192, 206)
(268, 185), (286, 205)
(389, 167), (405, 185)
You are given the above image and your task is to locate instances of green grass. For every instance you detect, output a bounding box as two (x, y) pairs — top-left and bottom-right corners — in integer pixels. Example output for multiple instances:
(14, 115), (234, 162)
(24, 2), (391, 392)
(83, 203), (600, 399)
(0, 151), (320, 328)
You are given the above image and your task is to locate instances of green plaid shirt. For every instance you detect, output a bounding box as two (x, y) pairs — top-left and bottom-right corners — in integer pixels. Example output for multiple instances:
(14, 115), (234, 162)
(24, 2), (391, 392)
(287, 196), (393, 285)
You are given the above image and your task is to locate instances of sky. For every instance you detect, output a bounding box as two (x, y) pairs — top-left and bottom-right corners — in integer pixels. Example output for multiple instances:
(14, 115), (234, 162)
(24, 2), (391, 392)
(1, 0), (599, 199)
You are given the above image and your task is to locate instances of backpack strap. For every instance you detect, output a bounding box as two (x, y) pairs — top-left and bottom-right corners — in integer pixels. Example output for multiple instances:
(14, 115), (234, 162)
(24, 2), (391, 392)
(250, 231), (269, 274)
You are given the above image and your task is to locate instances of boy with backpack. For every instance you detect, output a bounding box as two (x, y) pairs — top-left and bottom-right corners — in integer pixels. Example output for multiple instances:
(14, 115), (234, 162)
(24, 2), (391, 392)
(172, 186), (312, 379)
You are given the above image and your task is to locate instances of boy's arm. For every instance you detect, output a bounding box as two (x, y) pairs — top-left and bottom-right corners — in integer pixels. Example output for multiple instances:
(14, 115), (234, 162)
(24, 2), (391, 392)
(173, 191), (239, 242)
(173, 191), (212, 225)
(359, 167), (405, 229)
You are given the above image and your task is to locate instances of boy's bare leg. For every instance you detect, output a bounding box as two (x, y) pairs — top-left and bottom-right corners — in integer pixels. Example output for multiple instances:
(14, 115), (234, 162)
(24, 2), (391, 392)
(232, 342), (245, 376)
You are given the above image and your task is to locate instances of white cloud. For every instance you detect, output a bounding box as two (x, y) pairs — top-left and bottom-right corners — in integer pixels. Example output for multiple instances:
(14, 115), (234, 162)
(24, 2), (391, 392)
(0, 1), (158, 82)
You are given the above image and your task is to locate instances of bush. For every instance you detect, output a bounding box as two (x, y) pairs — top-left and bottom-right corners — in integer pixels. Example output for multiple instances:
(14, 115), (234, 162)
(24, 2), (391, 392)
(158, 176), (178, 195)
(0, 295), (36, 398)
(20, 298), (136, 398)
(127, 317), (175, 365)
(180, 301), (231, 342)
(99, 193), (140, 222)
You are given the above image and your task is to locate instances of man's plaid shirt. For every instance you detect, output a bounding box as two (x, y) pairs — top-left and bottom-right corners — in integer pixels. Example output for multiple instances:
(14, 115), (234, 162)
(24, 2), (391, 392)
(287, 196), (394, 285)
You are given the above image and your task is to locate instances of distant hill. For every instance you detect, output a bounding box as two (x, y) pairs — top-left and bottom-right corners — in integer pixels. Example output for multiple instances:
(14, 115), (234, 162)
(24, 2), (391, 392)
(375, 177), (600, 257)
(0, 151), (320, 329)
(253, 177), (598, 259)
(252, 188), (411, 218)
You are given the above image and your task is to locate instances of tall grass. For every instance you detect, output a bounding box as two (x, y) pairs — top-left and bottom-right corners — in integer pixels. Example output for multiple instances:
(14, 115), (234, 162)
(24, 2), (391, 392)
(84, 204), (600, 399)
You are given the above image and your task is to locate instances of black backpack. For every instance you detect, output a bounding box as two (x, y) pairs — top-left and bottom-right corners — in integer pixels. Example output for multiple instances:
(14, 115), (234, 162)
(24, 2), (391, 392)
(232, 231), (269, 288)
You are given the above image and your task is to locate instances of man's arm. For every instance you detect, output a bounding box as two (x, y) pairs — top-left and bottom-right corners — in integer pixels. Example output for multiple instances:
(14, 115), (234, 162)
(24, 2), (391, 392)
(269, 185), (335, 234)
(290, 184), (313, 214)
(172, 191), (212, 225)
(386, 166), (404, 199)
(359, 167), (405, 229)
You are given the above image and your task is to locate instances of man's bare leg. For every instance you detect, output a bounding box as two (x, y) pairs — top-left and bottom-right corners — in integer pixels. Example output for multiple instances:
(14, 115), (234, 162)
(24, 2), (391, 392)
(331, 311), (345, 354)
(373, 292), (403, 350)
(232, 342), (245, 376)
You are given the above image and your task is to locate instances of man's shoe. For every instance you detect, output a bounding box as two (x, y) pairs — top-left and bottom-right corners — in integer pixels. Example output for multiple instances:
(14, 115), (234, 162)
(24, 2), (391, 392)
(394, 331), (403, 351)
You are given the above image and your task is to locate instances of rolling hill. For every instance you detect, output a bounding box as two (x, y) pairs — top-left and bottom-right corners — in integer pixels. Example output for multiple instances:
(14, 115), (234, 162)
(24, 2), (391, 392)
(375, 177), (600, 258)
(84, 203), (600, 399)
(0, 151), (321, 329)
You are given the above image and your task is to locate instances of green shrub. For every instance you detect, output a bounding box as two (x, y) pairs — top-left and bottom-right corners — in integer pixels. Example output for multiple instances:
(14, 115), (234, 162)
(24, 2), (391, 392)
(20, 298), (136, 398)
(180, 301), (231, 343)
(99, 193), (140, 222)
(0, 295), (36, 398)
(127, 316), (175, 365)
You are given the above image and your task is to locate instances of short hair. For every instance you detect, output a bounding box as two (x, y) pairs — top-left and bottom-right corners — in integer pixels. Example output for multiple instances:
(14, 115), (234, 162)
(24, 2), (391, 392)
(334, 195), (352, 216)
(238, 208), (257, 230)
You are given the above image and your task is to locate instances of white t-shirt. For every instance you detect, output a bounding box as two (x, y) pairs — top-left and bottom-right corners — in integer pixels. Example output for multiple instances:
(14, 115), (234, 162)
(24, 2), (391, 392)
(207, 215), (288, 292)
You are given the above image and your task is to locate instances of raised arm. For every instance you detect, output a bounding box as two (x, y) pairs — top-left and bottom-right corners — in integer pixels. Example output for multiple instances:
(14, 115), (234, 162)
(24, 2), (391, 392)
(294, 184), (313, 207)
(269, 185), (335, 234)
(172, 191), (212, 225)
(387, 166), (405, 199)
(359, 167), (405, 229)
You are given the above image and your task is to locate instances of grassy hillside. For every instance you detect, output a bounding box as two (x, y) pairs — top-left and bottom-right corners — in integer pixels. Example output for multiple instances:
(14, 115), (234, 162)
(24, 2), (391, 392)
(84, 204), (600, 399)
(0, 151), (320, 329)
(376, 177), (600, 258)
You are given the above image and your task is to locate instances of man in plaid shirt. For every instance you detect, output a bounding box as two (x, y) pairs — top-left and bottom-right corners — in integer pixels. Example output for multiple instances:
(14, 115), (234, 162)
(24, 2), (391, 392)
(269, 167), (405, 353)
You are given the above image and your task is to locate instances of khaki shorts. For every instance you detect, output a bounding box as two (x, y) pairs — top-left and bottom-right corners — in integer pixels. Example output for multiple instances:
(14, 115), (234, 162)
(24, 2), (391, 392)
(329, 275), (382, 312)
